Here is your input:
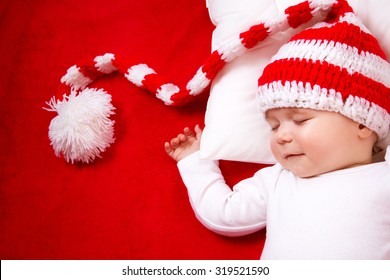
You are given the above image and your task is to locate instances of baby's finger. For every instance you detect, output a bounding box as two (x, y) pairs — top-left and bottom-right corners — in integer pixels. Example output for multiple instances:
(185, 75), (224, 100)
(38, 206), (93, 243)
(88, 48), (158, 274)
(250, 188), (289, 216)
(177, 133), (186, 142)
(194, 124), (203, 139)
(164, 142), (172, 153)
(170, 137), (180, 149)
(183, 127), (195, 138)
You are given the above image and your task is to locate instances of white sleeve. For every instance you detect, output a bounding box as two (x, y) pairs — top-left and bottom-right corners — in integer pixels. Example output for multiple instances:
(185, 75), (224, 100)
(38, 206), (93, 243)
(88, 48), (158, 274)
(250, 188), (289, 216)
(177, 151), (273, 237)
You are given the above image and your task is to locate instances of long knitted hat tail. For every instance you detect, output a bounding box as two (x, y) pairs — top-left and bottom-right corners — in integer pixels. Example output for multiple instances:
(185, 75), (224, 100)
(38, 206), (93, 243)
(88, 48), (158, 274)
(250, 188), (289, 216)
(45, 0), (346, 163)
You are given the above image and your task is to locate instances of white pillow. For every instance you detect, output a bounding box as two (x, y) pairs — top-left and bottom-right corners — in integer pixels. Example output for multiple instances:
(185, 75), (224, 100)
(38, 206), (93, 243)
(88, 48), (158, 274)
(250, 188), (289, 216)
(200, 0), (390, 163)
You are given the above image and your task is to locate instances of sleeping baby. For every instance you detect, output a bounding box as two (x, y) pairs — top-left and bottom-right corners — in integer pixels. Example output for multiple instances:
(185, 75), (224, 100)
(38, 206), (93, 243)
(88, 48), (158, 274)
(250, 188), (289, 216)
(165, 0), (390, 259)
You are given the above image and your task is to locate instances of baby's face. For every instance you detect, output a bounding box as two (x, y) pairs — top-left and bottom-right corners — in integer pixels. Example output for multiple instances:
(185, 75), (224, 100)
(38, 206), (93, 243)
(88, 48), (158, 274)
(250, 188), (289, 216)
(265, 108), (368, 178)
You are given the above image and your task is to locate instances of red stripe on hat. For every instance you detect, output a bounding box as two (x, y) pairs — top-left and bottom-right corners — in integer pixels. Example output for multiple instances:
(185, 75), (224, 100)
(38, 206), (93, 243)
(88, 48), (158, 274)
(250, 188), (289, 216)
(285, 1), (313, 28)
(258, 58), (390, 113)
(111, 54), (131, 74)
(141, 73), (166, 94)
(290, 22), (387, 60)
(239, 23), (269, 49)
(78, 65), (105, 81)
(325, 0), (353, 22)
(202, 50), (226, 80)
(170, 89), (194, 106)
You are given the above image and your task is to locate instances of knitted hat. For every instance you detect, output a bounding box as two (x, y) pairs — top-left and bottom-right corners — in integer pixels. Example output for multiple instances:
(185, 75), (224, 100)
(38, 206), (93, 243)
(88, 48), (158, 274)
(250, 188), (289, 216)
(258, 1), (390, 140)
(45, 0), (390, 163)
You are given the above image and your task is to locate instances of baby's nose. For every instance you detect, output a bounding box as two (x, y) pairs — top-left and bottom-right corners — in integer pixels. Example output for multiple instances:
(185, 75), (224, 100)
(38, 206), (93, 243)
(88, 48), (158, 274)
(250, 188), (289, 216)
(276, 126), (293, 144)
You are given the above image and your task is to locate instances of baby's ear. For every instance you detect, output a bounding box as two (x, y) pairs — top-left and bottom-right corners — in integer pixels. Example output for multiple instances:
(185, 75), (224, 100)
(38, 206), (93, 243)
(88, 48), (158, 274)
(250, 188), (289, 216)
(357, 124), (377, 140)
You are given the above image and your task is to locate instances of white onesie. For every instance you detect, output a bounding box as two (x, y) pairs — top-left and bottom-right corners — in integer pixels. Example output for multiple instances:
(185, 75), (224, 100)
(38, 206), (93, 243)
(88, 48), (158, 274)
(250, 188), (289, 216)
(177, 147), (390, 259)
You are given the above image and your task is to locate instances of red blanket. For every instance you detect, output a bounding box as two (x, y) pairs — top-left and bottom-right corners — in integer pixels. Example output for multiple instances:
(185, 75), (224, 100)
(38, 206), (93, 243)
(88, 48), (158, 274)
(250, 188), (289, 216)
(0, 0), (266, 259)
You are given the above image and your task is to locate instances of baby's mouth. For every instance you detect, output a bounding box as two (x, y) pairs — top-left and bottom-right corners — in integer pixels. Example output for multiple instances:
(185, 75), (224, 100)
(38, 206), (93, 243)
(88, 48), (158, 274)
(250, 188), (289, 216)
(283, 153), (304, 159)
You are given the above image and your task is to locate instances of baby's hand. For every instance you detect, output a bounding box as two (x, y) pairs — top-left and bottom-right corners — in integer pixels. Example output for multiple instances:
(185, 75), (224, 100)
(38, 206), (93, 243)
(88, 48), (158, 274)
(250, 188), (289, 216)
(164, 125), (202, 162)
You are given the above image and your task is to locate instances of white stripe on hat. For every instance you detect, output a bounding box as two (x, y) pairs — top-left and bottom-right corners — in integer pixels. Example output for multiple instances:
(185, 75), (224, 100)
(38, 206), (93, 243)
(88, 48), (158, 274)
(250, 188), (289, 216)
(220, 36), (248, 62)
(258, 81), (390, 139)
(309, 0), (337, 10)
(156, 84), (179, 105)
(60, 65), (92, 90)
(309, 12), (371, 34)
(186, 68), (210, 96)
(125, 64), (156, 87)
(264, 13), (289, 34)
(94, 53), (117, 74)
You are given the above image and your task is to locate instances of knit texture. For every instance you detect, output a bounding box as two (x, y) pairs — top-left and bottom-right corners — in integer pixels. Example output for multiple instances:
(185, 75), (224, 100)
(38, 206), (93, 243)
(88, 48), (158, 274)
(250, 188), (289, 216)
(49, 0), (390, 163)
(57, 0), (343, 107)
(258, 0), (390, 139)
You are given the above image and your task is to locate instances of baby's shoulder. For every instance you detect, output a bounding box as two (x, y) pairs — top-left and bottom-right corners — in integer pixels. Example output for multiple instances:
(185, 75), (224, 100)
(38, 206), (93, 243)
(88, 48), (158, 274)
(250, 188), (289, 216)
(253, 163), (287, 181)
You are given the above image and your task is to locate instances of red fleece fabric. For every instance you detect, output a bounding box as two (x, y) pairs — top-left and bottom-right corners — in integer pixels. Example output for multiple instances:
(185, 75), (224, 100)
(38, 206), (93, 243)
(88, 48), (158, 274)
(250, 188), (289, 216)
(0, 0), (267, 259)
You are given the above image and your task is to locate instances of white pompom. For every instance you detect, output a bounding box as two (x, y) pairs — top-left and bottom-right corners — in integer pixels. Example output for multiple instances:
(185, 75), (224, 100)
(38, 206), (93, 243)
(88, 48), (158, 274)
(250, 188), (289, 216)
(45, 88), (116, 163)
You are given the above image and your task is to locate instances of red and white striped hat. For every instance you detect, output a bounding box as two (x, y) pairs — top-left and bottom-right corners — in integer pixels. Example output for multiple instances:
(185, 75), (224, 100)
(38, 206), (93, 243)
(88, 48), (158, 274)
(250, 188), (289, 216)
(46, 0), (390, 163)
(258, 1), (390, 139)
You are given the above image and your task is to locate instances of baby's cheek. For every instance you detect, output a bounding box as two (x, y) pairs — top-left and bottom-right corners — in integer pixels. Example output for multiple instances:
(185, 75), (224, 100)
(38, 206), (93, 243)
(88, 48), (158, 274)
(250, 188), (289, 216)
(269, 141), (282, 161)
(305, 141), (330, 164)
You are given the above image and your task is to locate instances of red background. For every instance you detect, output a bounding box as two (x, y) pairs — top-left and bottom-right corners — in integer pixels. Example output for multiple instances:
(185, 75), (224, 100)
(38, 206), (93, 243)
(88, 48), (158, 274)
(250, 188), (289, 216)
(0, 0), (267, 259)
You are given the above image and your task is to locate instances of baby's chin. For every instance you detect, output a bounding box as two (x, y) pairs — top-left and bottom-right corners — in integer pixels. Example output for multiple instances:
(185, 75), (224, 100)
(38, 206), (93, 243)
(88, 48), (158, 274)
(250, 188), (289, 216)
(282, 163), (324, 178)
(281, 166), (315, 178)
(289, 169), (319, 178)
(277, 156), (321, 178)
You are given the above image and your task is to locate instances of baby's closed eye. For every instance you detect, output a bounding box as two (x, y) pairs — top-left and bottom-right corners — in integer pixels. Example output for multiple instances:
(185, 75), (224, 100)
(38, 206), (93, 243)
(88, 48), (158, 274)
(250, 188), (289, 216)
(293, 118), (311, 125)
(267, 121), (280, 132)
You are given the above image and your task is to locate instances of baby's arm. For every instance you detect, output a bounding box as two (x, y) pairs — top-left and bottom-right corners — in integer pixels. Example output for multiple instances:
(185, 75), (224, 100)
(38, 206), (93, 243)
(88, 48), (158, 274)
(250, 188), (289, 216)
(176, 149), (268, 237)
(165, 125), (268, 237)
(164, 125), (202, 162)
